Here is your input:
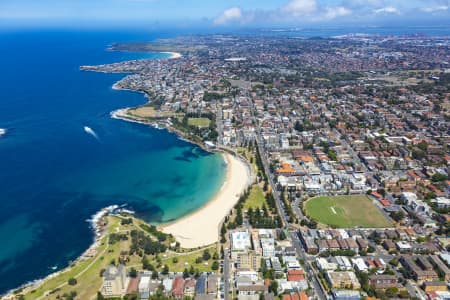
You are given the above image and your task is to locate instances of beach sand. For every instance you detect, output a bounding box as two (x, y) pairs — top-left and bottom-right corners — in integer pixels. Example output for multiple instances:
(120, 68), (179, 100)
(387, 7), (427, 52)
(162, 51), (182, 59)
(162, 153), (251, 249)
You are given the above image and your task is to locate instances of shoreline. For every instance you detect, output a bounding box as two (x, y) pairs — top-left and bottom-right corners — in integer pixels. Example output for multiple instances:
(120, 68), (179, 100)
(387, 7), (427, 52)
(161, 152), (251, 249)
(112, 107), (253, 249)
(1, 206), (115, 298)
(2, 48), (242, 297)
(110, 107), (211, 152)
(161, 51), (182, 59)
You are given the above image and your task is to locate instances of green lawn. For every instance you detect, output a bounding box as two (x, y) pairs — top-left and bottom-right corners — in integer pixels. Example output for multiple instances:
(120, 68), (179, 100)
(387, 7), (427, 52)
(243, 185), (266, 209)
(236, 147), (258, 173)
(304, 195), (392, 228)
(188, 117), (211, 128)
(158, 245), (217, 273)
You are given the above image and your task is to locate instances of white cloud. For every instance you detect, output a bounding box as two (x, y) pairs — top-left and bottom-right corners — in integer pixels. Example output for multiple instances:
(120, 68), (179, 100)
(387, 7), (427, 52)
(422, 5), (449, 12)
(374, 6), (399, 14)
(214, 7), (242, 25)
(282, 0), (317, 17)
(322, 6), (352, 20)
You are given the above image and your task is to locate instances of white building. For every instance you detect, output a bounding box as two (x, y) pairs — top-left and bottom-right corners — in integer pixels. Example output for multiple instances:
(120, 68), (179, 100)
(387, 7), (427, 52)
(139, 276), (151, 300)
(316, 257), (338, 271)
(431, 197), (450, 209)
(351, 258), (368, 272)
(231, 231), (252, 259)
(260, 238), (275, 258)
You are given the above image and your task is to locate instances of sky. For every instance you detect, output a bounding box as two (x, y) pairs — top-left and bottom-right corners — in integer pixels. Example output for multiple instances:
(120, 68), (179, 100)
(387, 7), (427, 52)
(0, 0), (449, 28)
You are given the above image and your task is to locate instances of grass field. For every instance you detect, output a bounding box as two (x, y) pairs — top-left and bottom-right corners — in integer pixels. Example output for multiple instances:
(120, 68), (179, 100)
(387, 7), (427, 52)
(21, 216), (215, 299)
(127, 106), (182, 119)
(243, 185), (266, 209)
(304, 195), (392, 228)
(188, 117), (211, 128)
(236, 147), (258, 173)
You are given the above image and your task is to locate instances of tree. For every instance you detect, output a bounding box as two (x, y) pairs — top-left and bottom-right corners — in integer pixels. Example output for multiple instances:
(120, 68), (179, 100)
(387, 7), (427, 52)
(129, 267), (138, 278)
(142, 256), (154, 271)
(172, 257), (178, 263)
(377, 188), (386, 197)
(202, 249), (211, 260)
(68, 278), (77, 285)
(390, 211), (405, 222)
(195, 257), (203, 264)
(183, 268), (190, 278)
(97, 292), (105, 300)
(432, 173), (448, 182)
(386, 287), (399, 298)
(417, 140), (428, 151)
(151, 270), (159, 279)
(212, 261), (219, 270)
(269, 280), (278, 295)
(162, 264), (169, 275)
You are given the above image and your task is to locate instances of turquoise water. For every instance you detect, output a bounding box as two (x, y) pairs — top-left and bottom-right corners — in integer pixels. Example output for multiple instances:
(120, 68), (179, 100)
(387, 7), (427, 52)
(0, 30), (225, 293)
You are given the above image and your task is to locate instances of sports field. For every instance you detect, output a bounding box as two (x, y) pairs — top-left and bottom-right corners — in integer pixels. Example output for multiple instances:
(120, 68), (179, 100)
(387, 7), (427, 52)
(304, 195), (392, 228)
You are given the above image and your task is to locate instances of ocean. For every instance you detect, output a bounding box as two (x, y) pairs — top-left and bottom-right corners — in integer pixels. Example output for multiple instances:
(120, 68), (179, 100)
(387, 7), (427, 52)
(1, 25), (449, 293)
(0, 30), (226, 293)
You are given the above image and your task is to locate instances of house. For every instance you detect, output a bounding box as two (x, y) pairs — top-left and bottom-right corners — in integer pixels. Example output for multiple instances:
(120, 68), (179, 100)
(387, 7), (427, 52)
(184, 278), (196, 297)
(345, 238), (359, 253)
(207, 275), (219, 295)
(382, 239), (396, 252)
(428, 255), (450, 281)
(317, 240), (329, 253)
(101, 264), (128, 298)
(162, 278), (173, 296)
(315, 257), (337, 271)
(238, 250), (262, 271)
(400, 255), (439, 284)
(302, 237), (319, 254)
(396, 241), (412, 253)
(282, 292), (308, 300)
(423, 281), (448, 292)
(326, 271), (361, 290)
(195, 275), (207, 295)
(356, 238), (368, 251)
(369, 275), (398, 289)
(331, 289), (361, 300)
(431, 197), (450, 209)
(237, 284), (268, 296)
(327, 239), (340, 251)
(138, 276), (151, 299)
(287, 270), (305, 282)
(352, 258), (368, 272)
(126, 277), (139, 297)
(172, 277), (185, 299)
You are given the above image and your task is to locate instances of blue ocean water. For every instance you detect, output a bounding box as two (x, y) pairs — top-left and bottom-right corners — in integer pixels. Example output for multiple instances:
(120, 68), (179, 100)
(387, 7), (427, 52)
(0, 30), (226, 293)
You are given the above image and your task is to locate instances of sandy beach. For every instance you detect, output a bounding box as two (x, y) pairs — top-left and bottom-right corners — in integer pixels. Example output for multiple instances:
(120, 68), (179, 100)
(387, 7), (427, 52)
(162, 153), (251, 248)
(162, 51), (182, 59)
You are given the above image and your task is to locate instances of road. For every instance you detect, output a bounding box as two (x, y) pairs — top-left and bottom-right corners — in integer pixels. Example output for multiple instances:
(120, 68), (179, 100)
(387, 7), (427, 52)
(223, 249), (231, 300)
(290, 232), (327, 300)
(248, 96), (326, 300)
(215, 101), (224, 146)
(248, 98), (288, 228)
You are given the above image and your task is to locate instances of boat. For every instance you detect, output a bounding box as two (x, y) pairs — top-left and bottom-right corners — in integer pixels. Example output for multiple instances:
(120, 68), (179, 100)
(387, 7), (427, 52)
(0, 128), (6, 137)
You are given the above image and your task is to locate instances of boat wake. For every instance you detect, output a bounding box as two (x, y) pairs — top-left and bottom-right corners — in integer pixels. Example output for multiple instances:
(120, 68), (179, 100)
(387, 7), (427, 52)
(83, 126), (99, 140)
